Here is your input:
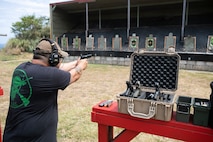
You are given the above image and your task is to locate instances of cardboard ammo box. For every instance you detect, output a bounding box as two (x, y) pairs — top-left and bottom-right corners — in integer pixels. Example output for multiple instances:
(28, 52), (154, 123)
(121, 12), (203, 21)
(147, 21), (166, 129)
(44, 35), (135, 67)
(117, 51), (180, 121)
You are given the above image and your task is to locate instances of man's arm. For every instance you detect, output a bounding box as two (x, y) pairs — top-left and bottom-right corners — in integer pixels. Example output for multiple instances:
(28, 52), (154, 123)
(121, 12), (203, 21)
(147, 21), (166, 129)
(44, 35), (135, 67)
(59, 60), (79, 72)
(59, 59), (88, 84)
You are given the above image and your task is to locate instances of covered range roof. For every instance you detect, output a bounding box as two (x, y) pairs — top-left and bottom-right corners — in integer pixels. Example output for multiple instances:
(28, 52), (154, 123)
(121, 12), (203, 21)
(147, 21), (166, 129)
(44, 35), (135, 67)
(50, 0), (209, 14)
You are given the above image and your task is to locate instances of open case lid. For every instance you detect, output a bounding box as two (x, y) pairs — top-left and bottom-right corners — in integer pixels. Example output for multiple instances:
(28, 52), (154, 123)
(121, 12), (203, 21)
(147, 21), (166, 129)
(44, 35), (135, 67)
(129, 51), (180, 91)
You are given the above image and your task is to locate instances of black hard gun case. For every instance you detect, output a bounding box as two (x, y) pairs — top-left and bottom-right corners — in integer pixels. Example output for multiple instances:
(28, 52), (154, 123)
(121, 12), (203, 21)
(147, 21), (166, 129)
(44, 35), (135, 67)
(117, 51), (180, 121)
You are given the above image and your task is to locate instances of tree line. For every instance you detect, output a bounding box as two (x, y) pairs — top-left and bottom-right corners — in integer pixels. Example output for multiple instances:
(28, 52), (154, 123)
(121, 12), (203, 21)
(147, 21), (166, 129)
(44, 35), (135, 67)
(4, 15), (50, 54)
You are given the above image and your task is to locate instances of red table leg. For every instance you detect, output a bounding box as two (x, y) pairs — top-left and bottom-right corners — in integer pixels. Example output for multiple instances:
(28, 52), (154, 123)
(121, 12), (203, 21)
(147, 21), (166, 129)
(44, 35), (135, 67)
(98, 124), (113, 142)
(114, 129), (139, 142)
(98, 124), (139, 142)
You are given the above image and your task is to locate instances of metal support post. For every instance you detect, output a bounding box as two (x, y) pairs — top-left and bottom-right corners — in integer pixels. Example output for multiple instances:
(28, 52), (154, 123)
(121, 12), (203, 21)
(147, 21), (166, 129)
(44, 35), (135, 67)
(85, 3), (89, 39)
(181, 0), (187, 42)
(127, 0), (130, 39)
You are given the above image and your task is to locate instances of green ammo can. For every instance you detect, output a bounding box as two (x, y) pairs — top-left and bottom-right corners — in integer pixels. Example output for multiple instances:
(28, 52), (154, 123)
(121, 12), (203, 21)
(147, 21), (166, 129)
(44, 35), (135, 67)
(176, 96), (192, 123)
(193, 98), (211, 127)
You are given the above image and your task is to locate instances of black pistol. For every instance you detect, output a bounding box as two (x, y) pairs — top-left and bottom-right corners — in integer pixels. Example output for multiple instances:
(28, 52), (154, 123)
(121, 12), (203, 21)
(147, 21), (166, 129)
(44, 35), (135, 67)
(80, 54), (92, 59)
(133, 81), (141, 98)
(120, 81), (133, 97)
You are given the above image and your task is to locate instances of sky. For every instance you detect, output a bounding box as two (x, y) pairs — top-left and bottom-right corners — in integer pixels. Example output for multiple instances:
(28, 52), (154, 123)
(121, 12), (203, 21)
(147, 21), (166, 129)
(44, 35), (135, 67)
(0, 0), (68, 44)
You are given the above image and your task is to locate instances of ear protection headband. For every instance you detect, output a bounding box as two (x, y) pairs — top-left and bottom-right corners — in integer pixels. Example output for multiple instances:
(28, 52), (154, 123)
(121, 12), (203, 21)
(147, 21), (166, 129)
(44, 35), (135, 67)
(39, 38), (60, 66)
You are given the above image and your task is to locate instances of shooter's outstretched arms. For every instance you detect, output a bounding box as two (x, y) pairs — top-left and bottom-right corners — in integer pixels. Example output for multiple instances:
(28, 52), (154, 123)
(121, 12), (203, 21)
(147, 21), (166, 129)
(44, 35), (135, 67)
(59, 60), (79, 72)
(59, 54), (91, 72)
(70, 59), (88, 84)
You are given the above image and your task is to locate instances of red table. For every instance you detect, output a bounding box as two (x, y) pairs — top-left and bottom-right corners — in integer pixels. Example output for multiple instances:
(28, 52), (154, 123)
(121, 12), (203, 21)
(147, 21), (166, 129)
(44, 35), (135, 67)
(91, 101), (213, 142)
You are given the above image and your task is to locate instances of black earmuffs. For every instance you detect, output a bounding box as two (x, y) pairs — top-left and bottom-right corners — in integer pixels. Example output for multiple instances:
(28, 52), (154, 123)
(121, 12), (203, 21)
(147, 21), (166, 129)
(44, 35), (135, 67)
(39, 38), (60, 66)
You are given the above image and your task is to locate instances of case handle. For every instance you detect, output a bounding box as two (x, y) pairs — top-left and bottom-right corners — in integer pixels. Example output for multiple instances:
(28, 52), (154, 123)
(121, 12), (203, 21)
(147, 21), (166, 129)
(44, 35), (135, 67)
(127, 98), (156, 119)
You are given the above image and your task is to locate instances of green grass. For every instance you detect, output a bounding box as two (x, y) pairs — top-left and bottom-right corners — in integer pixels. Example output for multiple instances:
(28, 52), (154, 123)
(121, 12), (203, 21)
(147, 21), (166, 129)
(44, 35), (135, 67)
(0, 52), (17, 61)
(0, 51), (32, 61)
